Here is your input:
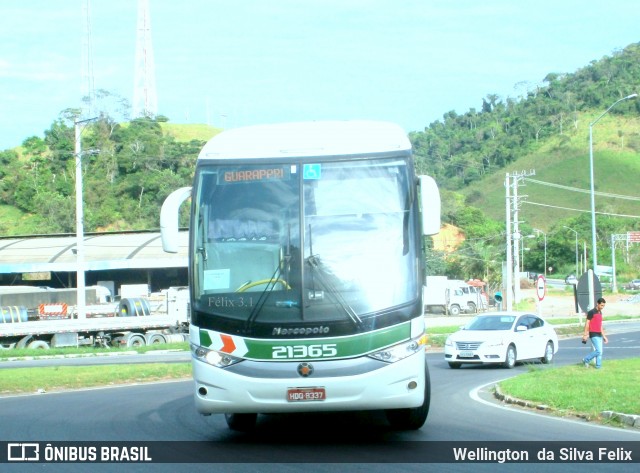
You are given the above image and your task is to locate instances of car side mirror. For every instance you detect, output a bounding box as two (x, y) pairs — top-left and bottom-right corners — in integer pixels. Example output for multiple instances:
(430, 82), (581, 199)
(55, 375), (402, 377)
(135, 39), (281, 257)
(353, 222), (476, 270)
(516, 325), (528, 332)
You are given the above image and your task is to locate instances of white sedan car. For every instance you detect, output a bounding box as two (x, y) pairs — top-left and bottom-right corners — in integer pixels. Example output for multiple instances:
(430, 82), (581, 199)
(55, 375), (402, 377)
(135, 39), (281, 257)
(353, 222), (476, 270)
(444, 312), (558, 369)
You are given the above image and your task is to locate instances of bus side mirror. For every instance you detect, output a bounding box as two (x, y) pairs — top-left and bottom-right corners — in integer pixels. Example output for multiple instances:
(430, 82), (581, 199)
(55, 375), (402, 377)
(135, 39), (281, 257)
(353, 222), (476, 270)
(160, 186), (192, 253)
(418, 175), (441, 236)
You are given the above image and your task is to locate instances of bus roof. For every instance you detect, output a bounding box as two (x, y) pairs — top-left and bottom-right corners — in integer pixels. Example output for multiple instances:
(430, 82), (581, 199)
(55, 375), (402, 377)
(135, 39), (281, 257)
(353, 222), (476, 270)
(198, 120), (411, 160)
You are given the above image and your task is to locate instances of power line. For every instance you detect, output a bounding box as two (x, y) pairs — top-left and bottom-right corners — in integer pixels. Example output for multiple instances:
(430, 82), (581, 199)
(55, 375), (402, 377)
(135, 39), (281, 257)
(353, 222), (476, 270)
(524, 200), (640, 219)
(525, 177), (640, 202)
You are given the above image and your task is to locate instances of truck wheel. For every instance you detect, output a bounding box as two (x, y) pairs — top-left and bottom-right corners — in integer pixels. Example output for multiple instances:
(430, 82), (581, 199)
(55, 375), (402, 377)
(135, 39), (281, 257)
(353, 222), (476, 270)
(467, 302), (477, 313)
(126, 334), (146, 348)
(147, 333), (166, 345)
(449, 304), (461, 316)
(164, 334), (185, 344)
(27, 340), (50, 350)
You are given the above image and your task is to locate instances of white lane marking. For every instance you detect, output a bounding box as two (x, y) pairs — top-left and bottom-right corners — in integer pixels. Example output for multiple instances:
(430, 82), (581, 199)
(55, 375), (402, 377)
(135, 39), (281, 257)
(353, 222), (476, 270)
(561, 346), (640, 349)
(469, 378), (640, 436)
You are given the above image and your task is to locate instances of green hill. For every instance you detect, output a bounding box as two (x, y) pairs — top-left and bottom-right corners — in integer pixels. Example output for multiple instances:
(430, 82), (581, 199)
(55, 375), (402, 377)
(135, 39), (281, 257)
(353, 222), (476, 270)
(159, 122), (220, 142)
(408, 42), (640, 280)
(463, 113), (640, 231)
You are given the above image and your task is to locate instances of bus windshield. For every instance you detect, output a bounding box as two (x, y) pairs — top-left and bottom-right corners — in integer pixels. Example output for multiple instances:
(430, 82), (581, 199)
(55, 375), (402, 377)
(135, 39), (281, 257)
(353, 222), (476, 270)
(191, 156), (419, 336)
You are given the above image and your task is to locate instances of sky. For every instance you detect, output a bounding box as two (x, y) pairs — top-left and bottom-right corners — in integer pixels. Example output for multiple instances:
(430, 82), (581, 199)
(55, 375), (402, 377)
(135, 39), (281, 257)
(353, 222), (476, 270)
(0, 0), (639, 150)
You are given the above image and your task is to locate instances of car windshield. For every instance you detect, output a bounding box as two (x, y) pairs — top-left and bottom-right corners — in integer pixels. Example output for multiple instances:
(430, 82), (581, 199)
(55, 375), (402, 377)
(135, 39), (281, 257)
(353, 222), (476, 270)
(466, 316), (515, 331)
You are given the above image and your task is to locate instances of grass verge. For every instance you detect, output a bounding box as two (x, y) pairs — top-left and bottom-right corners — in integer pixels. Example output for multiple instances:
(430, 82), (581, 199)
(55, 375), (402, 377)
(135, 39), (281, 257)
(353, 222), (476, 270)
(0, 342), (189, 361)
(0, 363), (193, 395)
(497, 359), (640, 421)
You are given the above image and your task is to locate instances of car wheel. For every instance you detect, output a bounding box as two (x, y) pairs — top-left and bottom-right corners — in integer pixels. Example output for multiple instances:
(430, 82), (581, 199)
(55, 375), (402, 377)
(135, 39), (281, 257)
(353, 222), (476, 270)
(503, 345), (516, 369)
(541, 341), (554, 364)
(448, 362), (461, 369)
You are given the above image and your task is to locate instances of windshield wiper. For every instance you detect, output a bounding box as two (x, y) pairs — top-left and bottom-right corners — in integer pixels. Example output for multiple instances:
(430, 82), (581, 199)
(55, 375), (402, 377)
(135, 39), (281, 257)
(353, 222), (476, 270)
(244, 224), (295, 332)
(243, 264), (285, 332)
(306, 224), (364, 331)
(197, 209), (208, 261)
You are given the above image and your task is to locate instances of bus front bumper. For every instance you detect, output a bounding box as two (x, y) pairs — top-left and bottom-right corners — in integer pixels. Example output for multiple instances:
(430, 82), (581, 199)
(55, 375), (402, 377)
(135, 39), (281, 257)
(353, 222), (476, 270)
(192, 353), (426, 415)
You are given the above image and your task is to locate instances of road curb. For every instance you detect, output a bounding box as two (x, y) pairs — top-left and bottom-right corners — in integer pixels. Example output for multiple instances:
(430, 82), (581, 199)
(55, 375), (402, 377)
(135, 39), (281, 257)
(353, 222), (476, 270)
(493, 384), (640, 430)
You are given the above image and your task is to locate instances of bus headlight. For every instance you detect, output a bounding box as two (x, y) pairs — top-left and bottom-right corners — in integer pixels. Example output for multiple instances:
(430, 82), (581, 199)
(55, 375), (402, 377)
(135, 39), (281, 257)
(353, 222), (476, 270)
(191, 344), (242, 368)
(368, 334), (426, 363)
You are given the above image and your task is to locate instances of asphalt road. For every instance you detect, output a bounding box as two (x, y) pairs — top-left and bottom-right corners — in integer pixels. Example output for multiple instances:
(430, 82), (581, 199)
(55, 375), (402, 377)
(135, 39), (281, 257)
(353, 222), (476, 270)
(1, 328), (639, 473)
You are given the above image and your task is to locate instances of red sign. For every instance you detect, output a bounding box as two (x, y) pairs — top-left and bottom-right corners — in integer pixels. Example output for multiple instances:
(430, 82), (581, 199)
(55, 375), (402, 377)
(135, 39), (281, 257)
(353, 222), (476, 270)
(628, 231), (640, 243)
(39, 303), (68, 316)
(536, 275), (546, 301)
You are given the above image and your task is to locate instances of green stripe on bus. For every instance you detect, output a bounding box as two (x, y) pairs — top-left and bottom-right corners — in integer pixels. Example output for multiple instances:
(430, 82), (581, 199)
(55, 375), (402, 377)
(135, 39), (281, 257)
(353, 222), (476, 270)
(200, 321), (412, 361)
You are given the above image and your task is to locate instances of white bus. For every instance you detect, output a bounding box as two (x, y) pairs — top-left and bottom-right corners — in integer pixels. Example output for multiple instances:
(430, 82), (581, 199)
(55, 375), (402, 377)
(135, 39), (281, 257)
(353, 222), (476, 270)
(160, 120), (441, 431)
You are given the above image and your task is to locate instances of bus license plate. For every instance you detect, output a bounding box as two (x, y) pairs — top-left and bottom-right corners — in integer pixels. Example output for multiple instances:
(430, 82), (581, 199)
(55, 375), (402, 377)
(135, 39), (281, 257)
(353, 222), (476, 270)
(459, 350), (474, 358)
(287, 387), (326, 402)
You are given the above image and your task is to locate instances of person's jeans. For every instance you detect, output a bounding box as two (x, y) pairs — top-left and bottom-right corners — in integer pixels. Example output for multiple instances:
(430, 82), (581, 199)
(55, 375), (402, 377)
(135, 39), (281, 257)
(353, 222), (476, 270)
(584, 335), (604, 368)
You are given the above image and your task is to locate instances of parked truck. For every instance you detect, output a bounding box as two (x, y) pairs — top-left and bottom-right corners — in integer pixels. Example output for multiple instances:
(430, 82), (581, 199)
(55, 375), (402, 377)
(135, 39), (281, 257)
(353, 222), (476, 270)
(0, 285), (189, 350)
(423, 276), (487, 316)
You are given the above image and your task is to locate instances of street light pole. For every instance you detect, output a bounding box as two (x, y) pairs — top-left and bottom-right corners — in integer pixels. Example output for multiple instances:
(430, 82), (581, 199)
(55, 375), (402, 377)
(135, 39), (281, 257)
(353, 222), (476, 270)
(74, 117), (98, 320)
(588, 93), (637, 271)
(563, 226), (578, 276)
(533, 228), (547, 278)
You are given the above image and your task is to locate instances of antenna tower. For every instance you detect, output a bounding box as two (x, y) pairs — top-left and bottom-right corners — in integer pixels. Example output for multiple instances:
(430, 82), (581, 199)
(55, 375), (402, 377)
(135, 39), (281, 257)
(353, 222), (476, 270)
(133, 0), (158, 118)
(81, 0), (95, 116)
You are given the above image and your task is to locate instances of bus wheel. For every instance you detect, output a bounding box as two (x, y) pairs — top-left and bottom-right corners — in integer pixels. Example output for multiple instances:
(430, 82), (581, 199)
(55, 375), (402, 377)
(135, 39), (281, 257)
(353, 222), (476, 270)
(225, 413), (257, 432)
(385, 363), (431, 430)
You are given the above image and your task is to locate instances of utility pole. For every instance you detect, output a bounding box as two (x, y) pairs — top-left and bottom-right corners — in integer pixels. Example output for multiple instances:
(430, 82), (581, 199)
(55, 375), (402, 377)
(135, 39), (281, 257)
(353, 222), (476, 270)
(512, 174), (521, 304)
(505, 173), (512, 311)
(611, 234), (623, 293)
(75, 117), (98, 319)
(508, 170), (535, 305)
(611, 232), (639, 292)
(81, 0), (95, 116)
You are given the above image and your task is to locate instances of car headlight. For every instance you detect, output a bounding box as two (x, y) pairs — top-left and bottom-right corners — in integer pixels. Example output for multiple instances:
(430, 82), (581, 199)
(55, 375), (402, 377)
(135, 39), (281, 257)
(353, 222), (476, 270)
(368, 334), (426, 363)
(191, 343), (243, 368)
(445, 337), (453, 347)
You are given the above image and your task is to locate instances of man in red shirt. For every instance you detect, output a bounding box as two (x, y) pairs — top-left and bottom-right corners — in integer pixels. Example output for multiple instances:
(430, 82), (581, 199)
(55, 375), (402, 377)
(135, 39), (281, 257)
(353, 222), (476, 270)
(582, 298), (608, 369)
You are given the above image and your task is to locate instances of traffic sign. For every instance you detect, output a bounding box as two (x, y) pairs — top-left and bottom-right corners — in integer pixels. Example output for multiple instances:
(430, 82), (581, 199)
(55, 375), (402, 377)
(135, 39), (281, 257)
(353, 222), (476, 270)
(576, 270), (602, 313)
(536, 275), (546, 301)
